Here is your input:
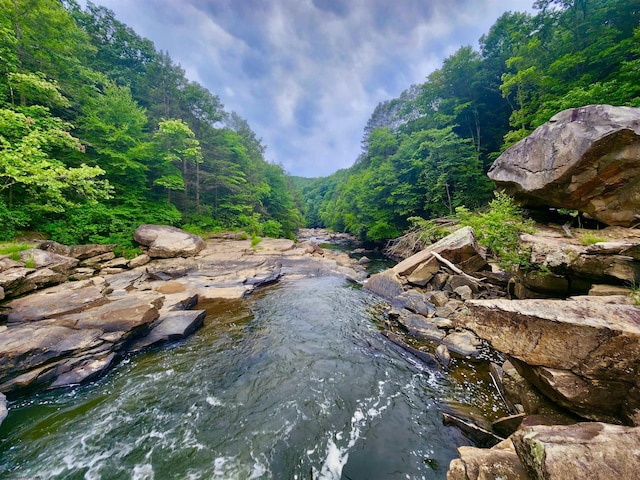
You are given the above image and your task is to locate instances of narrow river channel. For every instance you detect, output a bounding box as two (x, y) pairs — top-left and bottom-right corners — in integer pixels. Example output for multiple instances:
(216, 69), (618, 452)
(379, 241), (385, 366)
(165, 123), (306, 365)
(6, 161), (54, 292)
(0, 273), (498, 479)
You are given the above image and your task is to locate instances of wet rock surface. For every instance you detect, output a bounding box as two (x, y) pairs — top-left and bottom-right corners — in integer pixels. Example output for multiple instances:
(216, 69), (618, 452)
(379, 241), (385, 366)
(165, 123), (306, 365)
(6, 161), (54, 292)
(0, 228), (369, 424)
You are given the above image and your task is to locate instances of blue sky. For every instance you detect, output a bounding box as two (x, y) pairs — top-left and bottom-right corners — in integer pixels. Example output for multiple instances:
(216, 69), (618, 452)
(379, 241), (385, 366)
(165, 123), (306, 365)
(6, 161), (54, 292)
(86, 0), (535, 177)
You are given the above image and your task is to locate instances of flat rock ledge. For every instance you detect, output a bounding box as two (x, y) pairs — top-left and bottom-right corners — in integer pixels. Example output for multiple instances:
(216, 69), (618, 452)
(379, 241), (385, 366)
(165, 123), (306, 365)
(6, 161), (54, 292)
(0, 233), (368, 427)
(448, 416), (640, 480)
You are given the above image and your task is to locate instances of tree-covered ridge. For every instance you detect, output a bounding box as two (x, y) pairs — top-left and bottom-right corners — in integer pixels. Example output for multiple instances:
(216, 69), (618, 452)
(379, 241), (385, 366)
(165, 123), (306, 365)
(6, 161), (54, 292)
(0, 0), (302, 245)
(303, 0), (640, 241)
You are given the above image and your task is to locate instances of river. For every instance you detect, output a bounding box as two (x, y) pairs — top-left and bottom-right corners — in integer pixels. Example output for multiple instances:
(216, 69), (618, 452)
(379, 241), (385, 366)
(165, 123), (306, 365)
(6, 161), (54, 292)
(0, 269), (503, 479)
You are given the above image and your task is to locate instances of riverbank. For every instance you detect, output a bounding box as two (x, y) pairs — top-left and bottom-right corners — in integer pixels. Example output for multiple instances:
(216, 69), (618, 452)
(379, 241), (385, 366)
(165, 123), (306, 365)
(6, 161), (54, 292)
(0, 228), (368, 411)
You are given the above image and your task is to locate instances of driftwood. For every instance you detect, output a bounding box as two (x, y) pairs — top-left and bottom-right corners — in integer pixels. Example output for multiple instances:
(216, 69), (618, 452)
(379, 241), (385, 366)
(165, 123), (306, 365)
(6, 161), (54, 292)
(430, 251), (485, 286)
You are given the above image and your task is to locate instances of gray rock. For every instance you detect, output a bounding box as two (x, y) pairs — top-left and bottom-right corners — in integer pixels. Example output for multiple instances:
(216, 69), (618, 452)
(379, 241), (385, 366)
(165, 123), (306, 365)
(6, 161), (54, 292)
(396, 313), (446, 342)
(392, 291), (436, 316)
(3, 278), (110, 324)
(363, 270), (404, 300)
(443, 329), (483, 360)
(489, 105), (640, 227)
(512, 420), (640, 480)
(453, 285), (473, 300)
(134, 224), (205, 258)
(447, 438), (528, 480)
(457, 298), (640, 425)
(131, 310), (206, 351)
(20, 249), (78, 273)
(435, 344), (451, 367)
(128, 254), (150, 268)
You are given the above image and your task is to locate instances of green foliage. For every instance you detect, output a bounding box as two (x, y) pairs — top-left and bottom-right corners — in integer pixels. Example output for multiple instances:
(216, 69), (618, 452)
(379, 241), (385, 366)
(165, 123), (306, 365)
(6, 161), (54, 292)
(250, 234), (262, 249)
(578, 232), (606, 245)
(0, 242), (29, 256)
(0, 0), (303, 244)
(456, 192), (535, 270)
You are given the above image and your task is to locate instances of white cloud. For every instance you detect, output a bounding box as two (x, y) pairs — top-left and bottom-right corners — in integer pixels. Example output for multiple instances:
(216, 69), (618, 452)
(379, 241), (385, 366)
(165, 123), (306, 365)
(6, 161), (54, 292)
(82, 0), (536, 177)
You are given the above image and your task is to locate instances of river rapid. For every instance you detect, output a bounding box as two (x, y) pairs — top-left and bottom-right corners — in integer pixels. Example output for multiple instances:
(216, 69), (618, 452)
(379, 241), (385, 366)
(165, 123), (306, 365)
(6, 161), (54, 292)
(0, 269), (503, 479)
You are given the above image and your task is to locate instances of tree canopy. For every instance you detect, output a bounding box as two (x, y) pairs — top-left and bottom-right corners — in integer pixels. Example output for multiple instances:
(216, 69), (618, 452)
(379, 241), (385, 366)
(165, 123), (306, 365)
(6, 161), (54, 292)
(301, 0), (640, 241)
(0, 0), (302, 243)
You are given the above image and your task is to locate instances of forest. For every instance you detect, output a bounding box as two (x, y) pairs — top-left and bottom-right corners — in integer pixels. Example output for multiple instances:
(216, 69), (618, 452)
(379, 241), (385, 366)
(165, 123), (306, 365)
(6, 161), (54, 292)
(0, 0), (302, 248)
(1, 1), (639, 249)
(300, 0), (640, 241)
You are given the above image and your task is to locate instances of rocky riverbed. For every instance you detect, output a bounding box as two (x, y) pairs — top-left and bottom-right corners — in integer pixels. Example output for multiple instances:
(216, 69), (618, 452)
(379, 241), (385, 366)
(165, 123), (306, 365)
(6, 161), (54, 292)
(0, 226), (368, 417)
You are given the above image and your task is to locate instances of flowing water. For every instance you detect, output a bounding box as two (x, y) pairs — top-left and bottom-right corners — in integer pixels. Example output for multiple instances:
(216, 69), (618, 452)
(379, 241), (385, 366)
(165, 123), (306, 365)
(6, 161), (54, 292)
(0, 274), (502, 479)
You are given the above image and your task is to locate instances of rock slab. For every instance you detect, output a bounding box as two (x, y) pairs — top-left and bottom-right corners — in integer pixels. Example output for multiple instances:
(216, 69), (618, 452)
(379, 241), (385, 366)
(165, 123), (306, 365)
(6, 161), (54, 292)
(457, 298), (640, 424)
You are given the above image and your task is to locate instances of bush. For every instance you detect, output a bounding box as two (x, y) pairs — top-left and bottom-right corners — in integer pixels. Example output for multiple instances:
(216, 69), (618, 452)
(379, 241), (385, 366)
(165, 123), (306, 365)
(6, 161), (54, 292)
(456, 191), (535, 270)
(0, 200), (30, 241)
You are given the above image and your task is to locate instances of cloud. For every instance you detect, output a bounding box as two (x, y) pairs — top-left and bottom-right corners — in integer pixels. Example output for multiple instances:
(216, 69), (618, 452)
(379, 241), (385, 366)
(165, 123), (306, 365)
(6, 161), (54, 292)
(84, 0), (535, 177)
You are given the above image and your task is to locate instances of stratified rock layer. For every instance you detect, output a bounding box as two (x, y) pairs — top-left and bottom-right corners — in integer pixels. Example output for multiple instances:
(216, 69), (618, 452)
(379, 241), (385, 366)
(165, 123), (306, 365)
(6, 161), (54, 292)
(456, 298), (640, 425)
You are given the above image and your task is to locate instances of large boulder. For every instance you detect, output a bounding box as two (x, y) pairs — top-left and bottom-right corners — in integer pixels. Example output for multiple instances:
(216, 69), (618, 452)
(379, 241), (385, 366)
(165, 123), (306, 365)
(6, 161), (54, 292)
(447, 418), (640, 480)
(134, 224), (205, 258)
(456, 298), (640, 425)
(512, 420), (640, 480)
(488, 105), (640, 227)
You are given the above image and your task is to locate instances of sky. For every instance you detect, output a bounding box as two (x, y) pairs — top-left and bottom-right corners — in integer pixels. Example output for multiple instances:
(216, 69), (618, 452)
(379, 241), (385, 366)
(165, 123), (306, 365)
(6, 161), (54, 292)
(86, 0), (535, 178)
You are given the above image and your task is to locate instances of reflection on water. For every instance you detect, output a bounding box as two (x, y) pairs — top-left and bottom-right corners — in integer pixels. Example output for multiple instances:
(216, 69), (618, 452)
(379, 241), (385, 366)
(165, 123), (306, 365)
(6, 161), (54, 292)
(0, 276), (503, 479)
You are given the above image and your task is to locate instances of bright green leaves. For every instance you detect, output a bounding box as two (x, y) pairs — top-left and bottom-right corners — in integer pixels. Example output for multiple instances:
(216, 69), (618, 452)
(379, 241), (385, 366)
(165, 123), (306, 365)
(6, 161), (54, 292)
(0, 107), (111, 211)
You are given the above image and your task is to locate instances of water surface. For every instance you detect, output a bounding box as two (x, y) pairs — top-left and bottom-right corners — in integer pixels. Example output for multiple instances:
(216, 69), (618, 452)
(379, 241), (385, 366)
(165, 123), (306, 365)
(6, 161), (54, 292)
(0, 276), (499, 479)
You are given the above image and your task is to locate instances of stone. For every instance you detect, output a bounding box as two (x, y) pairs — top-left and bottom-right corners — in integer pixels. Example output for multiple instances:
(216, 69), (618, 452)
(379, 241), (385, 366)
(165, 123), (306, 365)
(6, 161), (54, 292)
(0, 324), (105, 386)
(0, 257), (23, 273)
(70, 267), (96, 281)
(453, 285), (473, 300)
(49, 352), (116, 388)
(512, 420), (640, 480)
(442, 329), (483, 360)
(79, 252), (116, 267)
(436, 344), (451, 368)
(131, 310), (206, 351)
(3, 278), (109, 324)
(25, 267), (68, 287)
(0, 286), (4, 301)
(517, 270), (570, 297)
(20, 249), (78, 273)
(391, 291), (436, 316)
(128, 254), (151, 268)
(393, 227), (485, 276)
(396, 313), (446, 342)
(501, 360), (568, 417)
(430, 290), (450, 307)
(447, 439), (528, 480)
(407, 255), (440, 286)
(101, 257), (129, 269)
(363, 270), (404, 300)
(37, 240), (72, 257)
(447, 274), (479, 293)
(54, 292), (163, 334)
(357, 256), (371, 265)
(0, 267), (34, 293)
(456, 254), (489, 275)
(68, 244), (115, 260)
(457, 298), (640, 424)
(488, 104), (640, 227)
(134, 224), (205, 258)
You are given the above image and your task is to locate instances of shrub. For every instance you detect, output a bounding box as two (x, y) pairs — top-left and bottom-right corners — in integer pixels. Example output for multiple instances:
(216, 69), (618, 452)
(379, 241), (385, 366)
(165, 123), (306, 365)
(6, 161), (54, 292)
(456, 191), (535, 270)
